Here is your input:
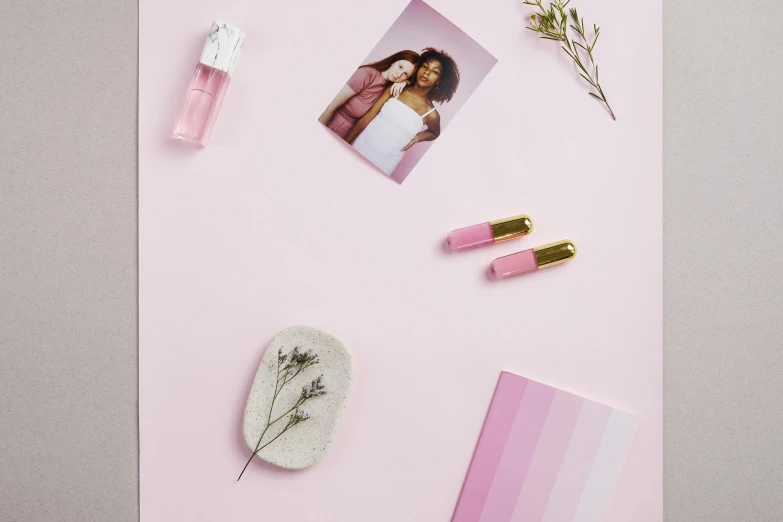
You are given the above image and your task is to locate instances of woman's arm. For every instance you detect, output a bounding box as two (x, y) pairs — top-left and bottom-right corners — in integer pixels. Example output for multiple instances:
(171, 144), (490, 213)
(318, 84), (358, 126)
(401, 110), (441, 151)
(345, 85), (394, 144)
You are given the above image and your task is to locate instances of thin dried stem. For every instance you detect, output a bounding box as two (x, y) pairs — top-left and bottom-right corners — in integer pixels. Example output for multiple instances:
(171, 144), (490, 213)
(236, 348), (325, 481)
(523, 0), (616, 120)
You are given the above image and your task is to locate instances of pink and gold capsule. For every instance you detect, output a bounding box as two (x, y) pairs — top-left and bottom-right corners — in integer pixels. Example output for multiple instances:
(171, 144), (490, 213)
(490, 240), (577, 279)
(446, 214), (533, 251)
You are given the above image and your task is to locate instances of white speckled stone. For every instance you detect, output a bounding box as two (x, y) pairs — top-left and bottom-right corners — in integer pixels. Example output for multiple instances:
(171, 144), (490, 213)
(243, 326), (353, 470)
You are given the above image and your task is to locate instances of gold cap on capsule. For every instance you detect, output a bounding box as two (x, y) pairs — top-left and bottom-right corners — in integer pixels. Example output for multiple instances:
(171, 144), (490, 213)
(490, 214), (534, 243)
(533, 240), (577, 269)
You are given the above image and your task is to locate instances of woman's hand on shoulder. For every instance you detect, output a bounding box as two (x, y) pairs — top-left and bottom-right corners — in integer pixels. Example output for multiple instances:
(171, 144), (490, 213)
(390, 81), (406, 97)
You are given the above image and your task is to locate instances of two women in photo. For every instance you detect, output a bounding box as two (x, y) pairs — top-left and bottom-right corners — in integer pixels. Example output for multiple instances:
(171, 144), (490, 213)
(321, 48), (461, 176)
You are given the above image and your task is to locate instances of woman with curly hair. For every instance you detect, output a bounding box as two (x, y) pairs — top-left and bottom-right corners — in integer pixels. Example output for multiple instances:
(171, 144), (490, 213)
(345, 48), (460, 176)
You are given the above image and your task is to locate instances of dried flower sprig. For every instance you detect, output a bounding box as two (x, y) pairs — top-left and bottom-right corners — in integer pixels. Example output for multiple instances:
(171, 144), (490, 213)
(523, 0), (616, 120)
(237, 347), (326, 481)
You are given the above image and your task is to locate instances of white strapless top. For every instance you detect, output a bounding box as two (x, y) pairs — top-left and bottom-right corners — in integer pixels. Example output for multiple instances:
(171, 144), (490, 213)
(353, 98), (436, 176)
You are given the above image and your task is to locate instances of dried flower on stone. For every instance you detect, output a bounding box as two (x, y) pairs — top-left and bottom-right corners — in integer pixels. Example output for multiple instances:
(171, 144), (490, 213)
(237, 347), (327, 481)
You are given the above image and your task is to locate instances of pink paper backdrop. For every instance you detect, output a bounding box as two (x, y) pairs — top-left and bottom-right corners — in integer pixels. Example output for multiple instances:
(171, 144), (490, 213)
(139, 0), (661, 521)
(340, 0), (497, 183)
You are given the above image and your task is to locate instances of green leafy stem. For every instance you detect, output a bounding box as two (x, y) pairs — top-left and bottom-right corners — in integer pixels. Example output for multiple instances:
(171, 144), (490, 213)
(524, 0), (616, 120)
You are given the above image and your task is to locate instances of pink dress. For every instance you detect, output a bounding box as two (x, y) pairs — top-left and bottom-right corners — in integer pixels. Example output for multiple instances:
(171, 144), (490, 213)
(327, 67), (387, 139)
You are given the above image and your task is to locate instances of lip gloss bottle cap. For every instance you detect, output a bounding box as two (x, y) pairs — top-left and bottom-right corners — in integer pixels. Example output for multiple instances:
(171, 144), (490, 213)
(490, 214), (534, 242)
(533, 240), (577, 268)
(198, 21), (245, 76)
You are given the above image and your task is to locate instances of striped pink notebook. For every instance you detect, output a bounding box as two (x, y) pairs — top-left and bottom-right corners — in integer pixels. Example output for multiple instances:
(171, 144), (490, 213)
(452, 372), (635, 522)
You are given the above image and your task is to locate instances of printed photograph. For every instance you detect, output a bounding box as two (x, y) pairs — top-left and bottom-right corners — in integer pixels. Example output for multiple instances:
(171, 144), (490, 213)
(318, 0), (497, 184)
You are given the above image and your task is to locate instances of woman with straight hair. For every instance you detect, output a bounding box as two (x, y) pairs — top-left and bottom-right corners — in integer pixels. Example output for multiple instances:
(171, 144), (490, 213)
(319, 50), (420, 139)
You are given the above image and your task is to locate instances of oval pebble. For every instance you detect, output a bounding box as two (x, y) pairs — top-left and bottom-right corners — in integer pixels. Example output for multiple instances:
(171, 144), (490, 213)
(243, 325), (353, 470)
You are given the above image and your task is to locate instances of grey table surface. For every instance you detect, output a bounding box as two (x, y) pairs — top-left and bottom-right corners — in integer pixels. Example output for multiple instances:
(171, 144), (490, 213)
(1, 1), (781, 521)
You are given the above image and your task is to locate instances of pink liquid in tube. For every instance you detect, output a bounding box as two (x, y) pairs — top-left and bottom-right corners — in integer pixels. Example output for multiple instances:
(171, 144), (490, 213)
(173, 21), (244, 146)
(490, 248), (539, 279)
(174, 64), (230, 143)
(447, 222), (494, 251)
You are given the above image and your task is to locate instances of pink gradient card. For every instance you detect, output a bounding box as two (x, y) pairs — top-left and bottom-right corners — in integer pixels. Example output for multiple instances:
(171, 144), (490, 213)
(452, 372), (636, 522)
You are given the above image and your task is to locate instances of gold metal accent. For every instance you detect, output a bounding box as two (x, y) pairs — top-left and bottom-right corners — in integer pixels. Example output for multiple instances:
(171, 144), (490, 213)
(534, 240), (577, 269)
(490, 214), (533, 242)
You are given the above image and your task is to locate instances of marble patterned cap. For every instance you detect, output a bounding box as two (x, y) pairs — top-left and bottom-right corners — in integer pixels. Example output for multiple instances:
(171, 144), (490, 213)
(198, 21), (245, 75)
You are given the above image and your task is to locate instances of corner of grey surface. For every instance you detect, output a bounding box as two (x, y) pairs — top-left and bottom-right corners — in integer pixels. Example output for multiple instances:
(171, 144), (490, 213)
(0, 0), (141, 520)
(663, 0), (783, 520)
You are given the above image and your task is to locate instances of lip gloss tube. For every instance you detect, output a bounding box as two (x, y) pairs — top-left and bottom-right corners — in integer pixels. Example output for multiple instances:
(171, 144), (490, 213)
(446, 214), (533, 251)
(173, 21), (245, 146)
(490, 240), (576, 279)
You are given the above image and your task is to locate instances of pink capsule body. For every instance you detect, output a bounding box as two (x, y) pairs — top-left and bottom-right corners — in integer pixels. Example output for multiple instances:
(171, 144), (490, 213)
(447, 222), (494, 251)
(490, 249), (539, 278)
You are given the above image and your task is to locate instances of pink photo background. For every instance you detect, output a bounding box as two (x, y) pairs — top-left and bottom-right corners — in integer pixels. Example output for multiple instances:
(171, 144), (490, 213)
(347, 0), (497, 183)
(139, 0), (661, 521)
